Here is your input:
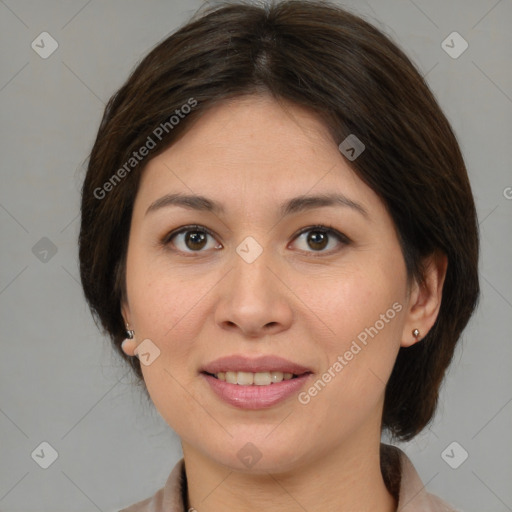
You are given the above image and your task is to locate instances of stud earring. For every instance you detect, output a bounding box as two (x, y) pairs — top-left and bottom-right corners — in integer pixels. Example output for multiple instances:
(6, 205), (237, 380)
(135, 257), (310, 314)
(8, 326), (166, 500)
(412, 328), (420, 338)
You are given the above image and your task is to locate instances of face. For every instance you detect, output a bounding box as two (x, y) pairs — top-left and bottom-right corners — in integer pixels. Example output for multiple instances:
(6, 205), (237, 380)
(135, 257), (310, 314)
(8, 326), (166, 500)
(121, 94), (418, 473)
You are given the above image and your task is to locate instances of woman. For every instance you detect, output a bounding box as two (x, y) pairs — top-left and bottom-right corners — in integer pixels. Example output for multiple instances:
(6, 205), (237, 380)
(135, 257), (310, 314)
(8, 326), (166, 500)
(79, 1), (479, 511)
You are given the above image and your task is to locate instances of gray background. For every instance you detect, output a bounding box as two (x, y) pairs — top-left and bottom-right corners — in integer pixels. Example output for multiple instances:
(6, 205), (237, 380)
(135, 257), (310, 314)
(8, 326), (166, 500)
(0, 1), (511, 511)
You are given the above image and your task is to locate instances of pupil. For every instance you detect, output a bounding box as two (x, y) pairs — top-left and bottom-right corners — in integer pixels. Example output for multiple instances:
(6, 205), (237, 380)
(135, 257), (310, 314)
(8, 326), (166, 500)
(308, 231), (327, 250)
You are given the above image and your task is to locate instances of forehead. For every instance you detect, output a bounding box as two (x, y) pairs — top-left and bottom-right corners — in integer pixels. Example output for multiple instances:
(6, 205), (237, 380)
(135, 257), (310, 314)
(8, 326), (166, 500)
(134, 94), (380, 216)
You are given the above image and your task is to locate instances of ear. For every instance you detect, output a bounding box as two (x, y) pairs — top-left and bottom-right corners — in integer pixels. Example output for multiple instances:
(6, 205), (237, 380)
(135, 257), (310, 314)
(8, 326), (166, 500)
(401, 251), (448, 347)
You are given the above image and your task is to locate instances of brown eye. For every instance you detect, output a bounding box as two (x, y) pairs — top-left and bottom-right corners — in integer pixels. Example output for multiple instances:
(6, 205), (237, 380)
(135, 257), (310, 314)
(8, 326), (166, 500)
(164, 225), (221, 253)
(291, 225), (349, 254)
(306, 230), (329, 250)
(185, 231), (208, 250)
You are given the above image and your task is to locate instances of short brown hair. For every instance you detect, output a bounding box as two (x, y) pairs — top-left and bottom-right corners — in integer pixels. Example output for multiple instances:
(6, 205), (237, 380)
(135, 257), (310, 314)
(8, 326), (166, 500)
(79, 0), (479, 441)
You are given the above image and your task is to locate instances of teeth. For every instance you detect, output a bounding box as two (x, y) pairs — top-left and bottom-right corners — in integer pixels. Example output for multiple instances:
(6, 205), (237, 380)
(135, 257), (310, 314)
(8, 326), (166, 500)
(214, 371), (296, 385)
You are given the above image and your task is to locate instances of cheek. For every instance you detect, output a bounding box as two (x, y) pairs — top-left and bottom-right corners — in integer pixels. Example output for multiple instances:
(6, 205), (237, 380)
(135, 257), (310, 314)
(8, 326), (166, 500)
(125, 250), (208, 399)
(303, 260), (405, 346)
(300, 257), (406, 398)
(126, 245), (203, 335)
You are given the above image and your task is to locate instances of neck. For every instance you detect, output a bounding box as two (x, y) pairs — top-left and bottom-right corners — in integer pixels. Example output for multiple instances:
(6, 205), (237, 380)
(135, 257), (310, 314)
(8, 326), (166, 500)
(182, 434), (397, 512)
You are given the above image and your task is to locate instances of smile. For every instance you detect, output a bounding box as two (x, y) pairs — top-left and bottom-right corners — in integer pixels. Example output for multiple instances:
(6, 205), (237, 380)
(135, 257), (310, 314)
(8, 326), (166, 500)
(207, 370), (299, 385)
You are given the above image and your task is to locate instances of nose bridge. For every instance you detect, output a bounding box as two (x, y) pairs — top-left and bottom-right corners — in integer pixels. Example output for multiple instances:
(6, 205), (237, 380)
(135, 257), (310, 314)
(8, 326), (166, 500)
(235, 234), (266, 267)
(231, 233), (275, 298)
(213, 233), (293, 336)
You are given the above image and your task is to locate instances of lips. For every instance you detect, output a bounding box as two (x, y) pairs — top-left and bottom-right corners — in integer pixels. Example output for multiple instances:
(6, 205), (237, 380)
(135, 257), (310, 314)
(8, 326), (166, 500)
(201, 355), (313, 409)
(202, 372), (312, 409)
(201, 354), (312, 376)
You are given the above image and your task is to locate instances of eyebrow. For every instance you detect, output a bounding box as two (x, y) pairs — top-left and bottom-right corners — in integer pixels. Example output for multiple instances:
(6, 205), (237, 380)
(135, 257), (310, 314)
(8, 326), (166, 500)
(145, 192), (368, 219)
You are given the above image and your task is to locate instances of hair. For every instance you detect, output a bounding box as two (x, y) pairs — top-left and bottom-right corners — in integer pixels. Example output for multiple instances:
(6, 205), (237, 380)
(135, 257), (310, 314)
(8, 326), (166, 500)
(79, 0), (479, 443)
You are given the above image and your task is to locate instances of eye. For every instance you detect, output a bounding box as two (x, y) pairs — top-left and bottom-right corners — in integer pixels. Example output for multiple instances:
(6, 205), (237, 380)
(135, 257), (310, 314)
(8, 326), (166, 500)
(162, 224), (350, 255)
(163, 225), (222, 253)
(290, 225), (349, 254)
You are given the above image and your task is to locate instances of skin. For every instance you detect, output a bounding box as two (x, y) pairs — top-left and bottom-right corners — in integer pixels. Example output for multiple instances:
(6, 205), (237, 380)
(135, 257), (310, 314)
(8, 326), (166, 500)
(121, 94), (447, 512)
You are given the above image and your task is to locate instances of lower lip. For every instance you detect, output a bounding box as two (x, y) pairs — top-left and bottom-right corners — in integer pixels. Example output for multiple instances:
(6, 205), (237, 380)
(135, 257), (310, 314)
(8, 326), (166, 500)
(201, 373), (312, 410)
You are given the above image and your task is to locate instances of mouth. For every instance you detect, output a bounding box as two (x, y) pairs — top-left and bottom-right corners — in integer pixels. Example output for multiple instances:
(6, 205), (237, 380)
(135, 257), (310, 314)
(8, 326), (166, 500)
(201, 354), (313, 387)
(202, 370), (306, 385)
(201, 368), (313, 409)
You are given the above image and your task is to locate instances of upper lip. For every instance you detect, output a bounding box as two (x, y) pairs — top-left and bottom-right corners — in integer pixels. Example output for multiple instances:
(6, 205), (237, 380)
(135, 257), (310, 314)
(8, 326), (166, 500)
(201, 355), (313, 375)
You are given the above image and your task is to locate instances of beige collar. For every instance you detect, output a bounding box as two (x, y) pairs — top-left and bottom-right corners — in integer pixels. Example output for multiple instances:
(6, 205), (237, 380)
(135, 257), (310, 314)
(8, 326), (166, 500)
(120, 444), (460, 512)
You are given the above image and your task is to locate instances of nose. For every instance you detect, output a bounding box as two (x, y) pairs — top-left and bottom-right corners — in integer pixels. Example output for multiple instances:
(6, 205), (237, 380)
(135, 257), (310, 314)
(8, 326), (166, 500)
(214, 246), (293, 339)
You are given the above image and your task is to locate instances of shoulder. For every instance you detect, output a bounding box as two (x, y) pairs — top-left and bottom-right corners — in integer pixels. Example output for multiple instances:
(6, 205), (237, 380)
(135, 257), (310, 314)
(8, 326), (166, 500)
(381, 443), (463, 512)
(118, 488), (165, 512)
(118, 458), (186, 512)
(118, 495), (154, 512)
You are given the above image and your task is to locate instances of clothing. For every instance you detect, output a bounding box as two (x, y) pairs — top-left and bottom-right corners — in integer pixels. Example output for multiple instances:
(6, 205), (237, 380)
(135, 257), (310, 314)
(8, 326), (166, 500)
(119, 444), (460, 512)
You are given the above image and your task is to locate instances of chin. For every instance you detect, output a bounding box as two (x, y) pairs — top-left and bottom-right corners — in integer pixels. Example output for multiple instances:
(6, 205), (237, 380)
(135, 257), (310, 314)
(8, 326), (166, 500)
(202, 436), (311, 475)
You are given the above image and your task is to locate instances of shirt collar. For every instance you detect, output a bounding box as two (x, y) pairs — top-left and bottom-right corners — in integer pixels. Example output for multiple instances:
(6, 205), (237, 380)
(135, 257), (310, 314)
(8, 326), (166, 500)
(141, 443), (458, 512)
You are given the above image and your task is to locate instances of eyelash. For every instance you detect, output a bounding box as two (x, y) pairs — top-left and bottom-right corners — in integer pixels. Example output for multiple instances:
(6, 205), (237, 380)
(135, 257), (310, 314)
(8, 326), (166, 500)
(161, 224), (351, 257)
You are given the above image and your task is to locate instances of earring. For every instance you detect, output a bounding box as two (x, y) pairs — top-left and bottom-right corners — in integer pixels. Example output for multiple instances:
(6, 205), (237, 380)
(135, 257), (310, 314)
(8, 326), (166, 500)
(412, 328), (420, 338)
(121, 324), (135, 355)
(125, 326), (135, 340)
